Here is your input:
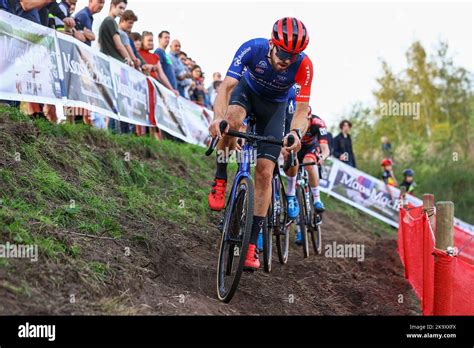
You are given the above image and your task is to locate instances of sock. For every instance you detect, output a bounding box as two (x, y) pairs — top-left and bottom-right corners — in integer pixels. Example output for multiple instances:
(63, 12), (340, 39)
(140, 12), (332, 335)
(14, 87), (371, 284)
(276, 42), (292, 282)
(286, 175), (297, 196)
(215, 157), (228, 181)
(250, 216), (265, 245)
(311, 187), (321, 202)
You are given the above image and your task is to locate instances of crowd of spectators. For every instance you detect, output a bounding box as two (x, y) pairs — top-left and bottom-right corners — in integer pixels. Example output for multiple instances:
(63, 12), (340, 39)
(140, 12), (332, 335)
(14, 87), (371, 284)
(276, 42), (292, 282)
(0, 0), (222, 139)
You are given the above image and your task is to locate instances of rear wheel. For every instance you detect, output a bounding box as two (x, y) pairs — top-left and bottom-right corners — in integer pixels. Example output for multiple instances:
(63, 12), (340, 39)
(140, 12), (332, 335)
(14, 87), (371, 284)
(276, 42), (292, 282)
(216, 177), (254, 303)
(296, 185), (309, 258)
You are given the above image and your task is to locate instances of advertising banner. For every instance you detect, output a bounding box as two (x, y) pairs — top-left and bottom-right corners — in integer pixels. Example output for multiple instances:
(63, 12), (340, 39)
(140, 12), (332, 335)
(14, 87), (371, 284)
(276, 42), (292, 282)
(150, 78), (188, 141)
(57, 33), (117, 118)
(0, 11), (62, 104)
(110, 60), (149, 126)
(178, 97), (211, 146)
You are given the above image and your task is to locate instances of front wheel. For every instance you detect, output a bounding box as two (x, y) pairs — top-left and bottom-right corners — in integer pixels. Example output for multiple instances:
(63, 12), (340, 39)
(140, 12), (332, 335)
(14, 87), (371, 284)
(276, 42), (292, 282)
(216, 176), (254, 303)
(296, 185), (309, 258)
(275, 178), (289, 264)
(309, 194), (323, 254)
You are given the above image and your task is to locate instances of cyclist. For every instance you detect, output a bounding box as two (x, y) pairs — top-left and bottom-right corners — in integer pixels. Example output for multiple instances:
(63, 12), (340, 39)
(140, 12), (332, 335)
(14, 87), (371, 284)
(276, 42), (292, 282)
(282, 84), (300, 220)
(293, 106), (330, 244)
(208, 17), (313, 270)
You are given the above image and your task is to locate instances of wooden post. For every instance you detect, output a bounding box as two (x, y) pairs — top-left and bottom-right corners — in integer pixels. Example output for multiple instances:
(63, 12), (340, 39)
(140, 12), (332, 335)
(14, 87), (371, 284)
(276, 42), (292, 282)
(433, 201), (454, 315)
(422, 194), (435, 230)
(400, 186), (407, 209)
(435, 202), (454, 251)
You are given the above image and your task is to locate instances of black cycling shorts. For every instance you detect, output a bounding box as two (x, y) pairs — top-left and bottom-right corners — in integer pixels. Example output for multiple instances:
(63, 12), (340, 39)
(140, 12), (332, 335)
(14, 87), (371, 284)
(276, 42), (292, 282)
(229, 78), (287, 163)
(297, 142), (318, 163)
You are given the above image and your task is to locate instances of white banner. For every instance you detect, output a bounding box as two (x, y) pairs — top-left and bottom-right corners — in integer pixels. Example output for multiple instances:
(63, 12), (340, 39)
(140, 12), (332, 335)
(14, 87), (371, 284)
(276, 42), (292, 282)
(320, 157), (473, 233)
(0, 11), (62, 104)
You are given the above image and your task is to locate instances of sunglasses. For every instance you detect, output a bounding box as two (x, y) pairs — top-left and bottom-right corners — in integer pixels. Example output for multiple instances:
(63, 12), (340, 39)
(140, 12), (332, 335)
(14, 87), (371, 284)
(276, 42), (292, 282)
(274, 46), (298, 63)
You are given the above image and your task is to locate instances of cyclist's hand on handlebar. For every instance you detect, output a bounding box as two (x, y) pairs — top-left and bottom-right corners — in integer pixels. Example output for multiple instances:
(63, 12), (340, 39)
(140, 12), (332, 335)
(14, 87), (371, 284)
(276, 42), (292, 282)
(317, 153), (325, 166)
(209, 119), (229, 139)
(283, 132), (301, 153)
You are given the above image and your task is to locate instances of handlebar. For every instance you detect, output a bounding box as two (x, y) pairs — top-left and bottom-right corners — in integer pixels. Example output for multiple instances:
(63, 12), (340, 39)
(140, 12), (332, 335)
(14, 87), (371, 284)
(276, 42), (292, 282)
(205, 120), (296, 157)
(205, 121), (228, 156)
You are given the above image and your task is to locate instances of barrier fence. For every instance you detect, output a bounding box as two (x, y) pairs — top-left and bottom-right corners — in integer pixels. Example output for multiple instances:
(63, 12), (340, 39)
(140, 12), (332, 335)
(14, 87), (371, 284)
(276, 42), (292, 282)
(398, 196), (474, 315)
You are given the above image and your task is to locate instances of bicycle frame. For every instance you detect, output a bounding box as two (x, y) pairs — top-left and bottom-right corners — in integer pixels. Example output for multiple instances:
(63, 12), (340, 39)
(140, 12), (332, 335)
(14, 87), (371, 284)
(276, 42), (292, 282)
(227, 122), (256, 206)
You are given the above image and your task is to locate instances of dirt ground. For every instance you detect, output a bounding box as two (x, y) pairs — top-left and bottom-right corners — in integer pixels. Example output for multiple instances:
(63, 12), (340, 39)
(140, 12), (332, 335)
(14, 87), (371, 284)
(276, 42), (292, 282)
(1, 209), (420, 315)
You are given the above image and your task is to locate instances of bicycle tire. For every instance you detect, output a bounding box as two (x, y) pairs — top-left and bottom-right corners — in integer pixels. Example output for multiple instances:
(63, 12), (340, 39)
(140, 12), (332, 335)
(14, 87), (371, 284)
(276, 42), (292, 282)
(308, 194), (323, 254)
(262, 213), (272, 273)
(275, 177), (289, 264)
(296, 185), (309, 258)
(216, 176), (254, 303)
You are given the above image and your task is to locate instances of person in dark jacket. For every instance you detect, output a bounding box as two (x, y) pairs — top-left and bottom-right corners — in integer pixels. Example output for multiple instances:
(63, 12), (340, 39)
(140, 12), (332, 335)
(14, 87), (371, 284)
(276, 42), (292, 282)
(333, 120), (356, 168)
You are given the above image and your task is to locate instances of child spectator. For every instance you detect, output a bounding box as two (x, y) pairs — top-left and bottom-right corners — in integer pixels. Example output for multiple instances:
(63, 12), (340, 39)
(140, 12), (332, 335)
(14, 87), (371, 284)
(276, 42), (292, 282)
(400, 169), (416, 195)
(381, 158), (397, 187)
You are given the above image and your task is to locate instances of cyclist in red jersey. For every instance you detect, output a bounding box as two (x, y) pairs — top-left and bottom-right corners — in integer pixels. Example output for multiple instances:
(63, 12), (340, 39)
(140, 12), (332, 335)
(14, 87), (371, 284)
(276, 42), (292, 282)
(208, 17), (313, 269)
(292, 106), (330, 244)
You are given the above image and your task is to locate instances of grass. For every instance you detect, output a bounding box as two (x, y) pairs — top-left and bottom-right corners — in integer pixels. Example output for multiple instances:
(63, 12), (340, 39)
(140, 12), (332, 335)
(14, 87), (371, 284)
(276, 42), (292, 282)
(0, 106), (216, 265)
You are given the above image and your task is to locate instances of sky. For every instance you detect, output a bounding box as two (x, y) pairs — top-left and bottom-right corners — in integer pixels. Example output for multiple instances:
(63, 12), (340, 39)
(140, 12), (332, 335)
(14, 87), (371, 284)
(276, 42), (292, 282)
(75, 0), (473, 127)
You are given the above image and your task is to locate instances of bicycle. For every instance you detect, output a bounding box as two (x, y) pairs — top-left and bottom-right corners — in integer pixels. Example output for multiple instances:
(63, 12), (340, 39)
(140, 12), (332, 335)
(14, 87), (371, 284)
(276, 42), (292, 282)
(295, 161), (323, 258)
(205, 118), (295, 303)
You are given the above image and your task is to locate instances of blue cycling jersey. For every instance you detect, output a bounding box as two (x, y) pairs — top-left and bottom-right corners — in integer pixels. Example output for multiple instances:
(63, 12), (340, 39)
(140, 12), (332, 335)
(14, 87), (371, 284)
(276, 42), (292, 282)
(226, 38), (313, 103)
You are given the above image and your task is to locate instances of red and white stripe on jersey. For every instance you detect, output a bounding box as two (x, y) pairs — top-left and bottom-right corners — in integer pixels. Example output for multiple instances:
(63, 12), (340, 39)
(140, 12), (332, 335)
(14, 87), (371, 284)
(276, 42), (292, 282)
(294, 55), (313, 102)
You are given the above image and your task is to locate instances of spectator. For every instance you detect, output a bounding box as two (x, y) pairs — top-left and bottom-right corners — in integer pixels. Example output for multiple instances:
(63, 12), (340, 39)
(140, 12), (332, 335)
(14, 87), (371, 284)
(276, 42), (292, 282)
(138, 31), (178, 140)
(381, 158), (397, 186)
(333, 120), (356, 168)
(118, 9), (142, 69)
(381, 136), (393, 160)
(98, 0), (132, 133)
(178, 51), (192, 99)
(52, 0), (85, 41)
(154, 31), (177, 90)
(98, 0), (131, 65)
(207, 71), (222, 95)
(189, 65), (207, 106)
(169, 39), (191, 97)
(400, 169), (416, 195)
(326, 130), (334, 156)
(210, 80), (222, 109)
(381, 158), (397, 200)
(138, 31), (178, 94)
(74, 0), (104, 46)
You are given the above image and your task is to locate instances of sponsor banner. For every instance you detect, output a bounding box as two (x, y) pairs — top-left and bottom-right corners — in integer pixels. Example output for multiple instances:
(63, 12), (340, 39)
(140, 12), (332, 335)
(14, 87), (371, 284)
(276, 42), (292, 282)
(178, 97), (211, 147)
(150, 78), (188, 141)
(110, 60), (150, 126)
(56, 33), (117, 119)
(0, 11), (62, 104)
(320, 158), (474, 232)
(327, 159), (401, 227)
